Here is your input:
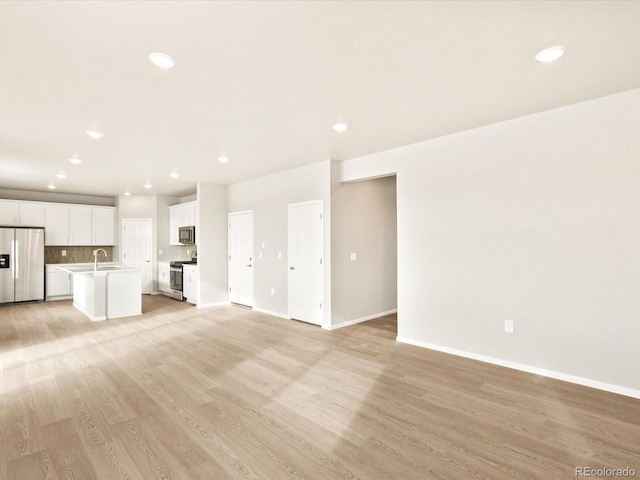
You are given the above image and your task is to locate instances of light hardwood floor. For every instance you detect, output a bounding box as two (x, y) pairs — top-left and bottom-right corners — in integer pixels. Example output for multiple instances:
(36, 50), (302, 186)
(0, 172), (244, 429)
(1, 296), (639, 479)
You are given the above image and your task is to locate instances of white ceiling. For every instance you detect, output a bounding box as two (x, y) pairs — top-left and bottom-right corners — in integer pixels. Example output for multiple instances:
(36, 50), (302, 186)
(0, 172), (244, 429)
(1, 1), (640, 198)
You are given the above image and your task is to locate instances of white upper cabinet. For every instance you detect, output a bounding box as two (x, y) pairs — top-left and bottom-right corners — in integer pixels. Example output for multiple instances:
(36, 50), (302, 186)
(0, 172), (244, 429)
(69, 206), (115, 245)
(0, 200), (45, 226)
(45, 204), (70, 245)
(92, 207), (115, 245)
(182, 201), (196, 226)
(69, 206), (92, 245)
(169, 201), (197, 245)
(0, 200), (17, 224)
(4, 199), (116, 246)
(18, 202), (46, 226)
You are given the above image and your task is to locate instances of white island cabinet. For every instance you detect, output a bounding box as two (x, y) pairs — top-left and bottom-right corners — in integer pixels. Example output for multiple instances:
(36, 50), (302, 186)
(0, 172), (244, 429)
(57, 265), (141, 321)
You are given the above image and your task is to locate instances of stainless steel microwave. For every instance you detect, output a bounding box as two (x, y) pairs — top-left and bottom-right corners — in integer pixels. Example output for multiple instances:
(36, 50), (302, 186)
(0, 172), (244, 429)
(178, 226), (195, 244)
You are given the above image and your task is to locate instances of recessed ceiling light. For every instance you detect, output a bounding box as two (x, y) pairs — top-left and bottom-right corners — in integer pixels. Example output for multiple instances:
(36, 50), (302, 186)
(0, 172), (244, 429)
(218, 156), (229, 163)
(124, 191), (131, 197)
(56, 172), (67, 179)
(535, 46), (567, 63)
(332, 123), (348, 133)
(170, 172), (180, 178)
(149, 52), (176, 69)
(69, 158), (82, 165)
(86, 130), (104, 139)
(47, 183), (56, 190)
(144, 183), (152, 189)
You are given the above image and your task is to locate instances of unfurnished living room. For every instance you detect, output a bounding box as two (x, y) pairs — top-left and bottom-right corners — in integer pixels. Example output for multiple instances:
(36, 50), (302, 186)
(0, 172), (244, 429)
(1, 1), (639, 479)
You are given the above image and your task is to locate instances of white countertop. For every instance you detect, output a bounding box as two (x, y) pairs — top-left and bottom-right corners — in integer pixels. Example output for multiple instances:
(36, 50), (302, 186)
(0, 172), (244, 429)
(56, 264), (140, 274)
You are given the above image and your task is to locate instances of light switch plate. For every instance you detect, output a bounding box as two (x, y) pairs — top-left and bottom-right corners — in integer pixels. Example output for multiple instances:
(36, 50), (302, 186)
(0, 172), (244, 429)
(350, 252), (357, 261)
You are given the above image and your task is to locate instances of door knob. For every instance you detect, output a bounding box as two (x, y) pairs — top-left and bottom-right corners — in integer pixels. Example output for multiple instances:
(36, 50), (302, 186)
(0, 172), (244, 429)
(289, 266), (295, 270)
(245, 264), (252, 268)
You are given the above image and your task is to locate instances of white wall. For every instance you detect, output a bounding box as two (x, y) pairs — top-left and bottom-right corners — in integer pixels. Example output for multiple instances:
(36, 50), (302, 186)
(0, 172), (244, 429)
(228, 161), (331, 323)
(331, 175), (397, 327)
(197, 183), (228, 306)
(340, 87), (640, 394)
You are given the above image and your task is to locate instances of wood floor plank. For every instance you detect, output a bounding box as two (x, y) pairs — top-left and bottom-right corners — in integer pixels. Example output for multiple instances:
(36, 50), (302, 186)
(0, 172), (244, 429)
(6, 449), (59, 480)
(2, 296), (639, 479)
(111, 417), (188, 480)
(29, 374), (71, 427)
(42, 417), (99, 480)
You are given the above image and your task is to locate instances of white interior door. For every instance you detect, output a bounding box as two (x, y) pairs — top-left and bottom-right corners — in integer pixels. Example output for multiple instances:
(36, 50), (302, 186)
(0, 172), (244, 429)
(288, 200), (323, 325)
(122, 219), (153, 295)
(228, 211), (254, 307)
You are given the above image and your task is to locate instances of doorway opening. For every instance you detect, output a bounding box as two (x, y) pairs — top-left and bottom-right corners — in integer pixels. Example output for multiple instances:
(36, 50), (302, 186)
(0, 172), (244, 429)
(331, 175), (397, 333)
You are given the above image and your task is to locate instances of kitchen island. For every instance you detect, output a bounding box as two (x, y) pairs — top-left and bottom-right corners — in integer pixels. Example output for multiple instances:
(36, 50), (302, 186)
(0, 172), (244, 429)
(56, 264), (141, 321)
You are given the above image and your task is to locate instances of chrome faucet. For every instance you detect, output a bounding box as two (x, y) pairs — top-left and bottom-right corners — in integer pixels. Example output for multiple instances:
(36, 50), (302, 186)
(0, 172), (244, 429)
(93, 248), (108, 270)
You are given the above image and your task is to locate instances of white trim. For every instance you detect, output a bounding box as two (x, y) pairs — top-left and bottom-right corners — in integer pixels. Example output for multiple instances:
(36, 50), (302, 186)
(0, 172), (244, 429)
(288, 199), (323, 208)
(324, 309), (398, 330)
(197, 300), (231, 309)
(396, 336), (640, 400)
(72, 302), (106, 322)
(253, 306), (290, 320)
(46, 295), (73, 301)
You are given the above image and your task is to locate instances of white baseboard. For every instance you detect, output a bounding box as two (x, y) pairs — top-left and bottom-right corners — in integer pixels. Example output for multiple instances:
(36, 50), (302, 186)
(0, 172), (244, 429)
(72, 302), (106, 322)
(197, 301), (231, 309)
(253, 307), (290, 320)
(325, 309), (398, 330)
(396, 336), (640, 400)
(46, 295), (73, 301)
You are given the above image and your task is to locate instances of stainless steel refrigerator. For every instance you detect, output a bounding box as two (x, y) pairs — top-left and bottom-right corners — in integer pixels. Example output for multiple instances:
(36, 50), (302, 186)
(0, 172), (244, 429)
(0, 227), (45, 304)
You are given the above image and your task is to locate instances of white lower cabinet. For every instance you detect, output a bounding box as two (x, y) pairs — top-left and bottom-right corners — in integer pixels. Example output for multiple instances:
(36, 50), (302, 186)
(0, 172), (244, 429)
(158, 262), (170, 293)
(182, 264), (198, 305)
(46, 266), (73, 300)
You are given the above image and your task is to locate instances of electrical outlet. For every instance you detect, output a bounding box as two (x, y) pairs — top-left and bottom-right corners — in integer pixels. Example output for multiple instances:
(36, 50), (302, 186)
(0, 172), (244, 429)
(350, 252), (357, 261)
(262, 242), (266, 249)
(277, 251), (282, 259)
(259, 251), (263, 259)
(504, 319), (514, 333)
(271, 287), (275, 295)
(159, 249), (163, 256)
(61, 250), (67, 256)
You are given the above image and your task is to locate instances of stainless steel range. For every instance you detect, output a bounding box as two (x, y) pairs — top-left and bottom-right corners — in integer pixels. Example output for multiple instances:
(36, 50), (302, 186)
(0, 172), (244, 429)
(167, 260), (196, 301)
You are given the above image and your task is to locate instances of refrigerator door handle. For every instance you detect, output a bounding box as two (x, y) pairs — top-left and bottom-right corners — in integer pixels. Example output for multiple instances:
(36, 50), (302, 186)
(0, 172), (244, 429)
(11, 240), (16, 280)
(14, 239), (19, 279)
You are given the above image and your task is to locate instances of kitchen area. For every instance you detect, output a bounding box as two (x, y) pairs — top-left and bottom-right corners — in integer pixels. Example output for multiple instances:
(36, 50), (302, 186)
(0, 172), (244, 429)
(1, 193), (205, 319)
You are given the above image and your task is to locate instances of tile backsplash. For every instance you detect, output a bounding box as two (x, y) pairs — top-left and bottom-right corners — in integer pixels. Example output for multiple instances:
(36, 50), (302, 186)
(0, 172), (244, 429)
(45, 246), (114, 264)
